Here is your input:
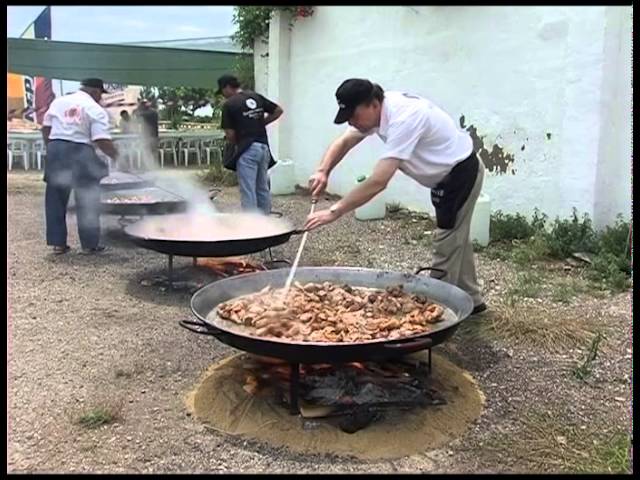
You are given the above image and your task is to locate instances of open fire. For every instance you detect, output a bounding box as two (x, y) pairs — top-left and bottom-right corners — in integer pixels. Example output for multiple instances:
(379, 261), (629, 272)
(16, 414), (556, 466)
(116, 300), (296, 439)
(196, 257), (266, 277)
(139, 256), (269, 292)
(242, 355), (445, 433)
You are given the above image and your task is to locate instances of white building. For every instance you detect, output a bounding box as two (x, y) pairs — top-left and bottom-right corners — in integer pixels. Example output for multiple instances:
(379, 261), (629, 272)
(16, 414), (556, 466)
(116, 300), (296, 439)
(103, 86), (143, 128)
(256, 6), (633, 228)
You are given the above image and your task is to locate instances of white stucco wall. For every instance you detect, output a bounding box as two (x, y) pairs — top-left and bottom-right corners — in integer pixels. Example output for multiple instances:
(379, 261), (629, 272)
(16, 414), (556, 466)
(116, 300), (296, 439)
(258, 6), (632, 226)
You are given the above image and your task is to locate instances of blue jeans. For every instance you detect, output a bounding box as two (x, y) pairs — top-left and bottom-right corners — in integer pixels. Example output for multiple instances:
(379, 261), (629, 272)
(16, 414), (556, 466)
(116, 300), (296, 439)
(44, 140), (104, 249)
(236, 142), (272, 215)
(45, 183), (101, 249)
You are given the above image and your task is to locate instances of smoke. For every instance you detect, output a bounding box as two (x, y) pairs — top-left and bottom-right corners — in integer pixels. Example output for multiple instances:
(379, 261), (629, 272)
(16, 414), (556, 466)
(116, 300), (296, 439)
(115, 120), (219, 217)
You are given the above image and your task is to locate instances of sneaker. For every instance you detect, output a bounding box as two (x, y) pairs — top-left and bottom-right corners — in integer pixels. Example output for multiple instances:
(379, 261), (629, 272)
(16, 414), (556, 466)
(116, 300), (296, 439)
(80, 245), (108, 255)
(52, 245), (71, 255)
(471, 303), (488, 315)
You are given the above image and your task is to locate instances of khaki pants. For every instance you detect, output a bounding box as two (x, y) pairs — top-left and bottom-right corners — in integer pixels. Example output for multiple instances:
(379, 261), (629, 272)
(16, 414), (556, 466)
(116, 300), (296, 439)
(430, 160), (485, 306)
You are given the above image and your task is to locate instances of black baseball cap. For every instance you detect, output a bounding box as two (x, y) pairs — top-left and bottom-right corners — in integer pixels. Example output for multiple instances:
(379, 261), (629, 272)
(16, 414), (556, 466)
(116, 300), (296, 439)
(80, 78), (108, 93)
(333, 78), (375, 124)
(216, 74), (240, 95)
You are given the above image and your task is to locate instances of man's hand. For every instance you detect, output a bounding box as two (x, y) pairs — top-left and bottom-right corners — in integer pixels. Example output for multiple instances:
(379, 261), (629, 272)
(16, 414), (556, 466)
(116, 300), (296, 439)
(304, 208), (339, 231)
(308, 170), (329, 200)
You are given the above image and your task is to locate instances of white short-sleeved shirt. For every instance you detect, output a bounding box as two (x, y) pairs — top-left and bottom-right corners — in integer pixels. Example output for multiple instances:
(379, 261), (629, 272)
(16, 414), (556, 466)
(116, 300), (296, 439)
(349, 91), (473, 188)
(43, 90), (112, 144)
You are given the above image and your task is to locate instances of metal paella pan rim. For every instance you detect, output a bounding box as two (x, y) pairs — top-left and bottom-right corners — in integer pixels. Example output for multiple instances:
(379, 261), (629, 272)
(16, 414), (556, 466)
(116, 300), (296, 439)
(189, 266), (474, 347)
(123, 212), (296, 242)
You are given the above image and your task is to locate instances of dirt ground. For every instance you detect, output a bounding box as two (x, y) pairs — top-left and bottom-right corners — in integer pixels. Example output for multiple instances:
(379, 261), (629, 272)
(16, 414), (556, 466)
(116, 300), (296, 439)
(7, 169), (633, 473)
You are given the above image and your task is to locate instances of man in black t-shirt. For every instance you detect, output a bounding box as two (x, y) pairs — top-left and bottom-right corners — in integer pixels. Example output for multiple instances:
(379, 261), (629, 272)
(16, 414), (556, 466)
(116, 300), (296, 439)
(132, 100), (159, 161)
(217, 74), (283, 214)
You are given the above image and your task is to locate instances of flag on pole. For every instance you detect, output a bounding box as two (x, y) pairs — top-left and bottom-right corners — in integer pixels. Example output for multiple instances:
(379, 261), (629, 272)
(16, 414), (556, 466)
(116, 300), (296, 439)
(33, 7), (55, 124)
(7, 7), (55, 124)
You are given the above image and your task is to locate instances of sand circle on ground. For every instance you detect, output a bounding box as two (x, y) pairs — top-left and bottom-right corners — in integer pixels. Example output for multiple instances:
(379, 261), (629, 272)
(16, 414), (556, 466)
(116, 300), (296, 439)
(185, 352), (485, 460)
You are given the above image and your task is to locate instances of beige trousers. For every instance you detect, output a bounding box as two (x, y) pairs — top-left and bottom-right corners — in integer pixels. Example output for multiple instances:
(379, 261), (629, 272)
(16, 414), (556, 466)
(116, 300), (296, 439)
(430, 160), (485, 306)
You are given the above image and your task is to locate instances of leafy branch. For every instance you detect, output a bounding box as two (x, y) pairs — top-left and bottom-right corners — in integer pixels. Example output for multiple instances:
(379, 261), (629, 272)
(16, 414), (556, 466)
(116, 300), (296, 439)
(231, 6), (314, 51)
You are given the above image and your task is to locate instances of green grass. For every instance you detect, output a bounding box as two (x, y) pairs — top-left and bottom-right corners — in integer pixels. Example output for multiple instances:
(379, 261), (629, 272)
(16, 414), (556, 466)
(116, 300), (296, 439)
(474, 302), (598, 354)
(572, 332), (604, 381)
(77, 403), (122, 429)
(505, 271), (544, 303)
(548, 276), (596, 304)
(483, 409), (632, 473)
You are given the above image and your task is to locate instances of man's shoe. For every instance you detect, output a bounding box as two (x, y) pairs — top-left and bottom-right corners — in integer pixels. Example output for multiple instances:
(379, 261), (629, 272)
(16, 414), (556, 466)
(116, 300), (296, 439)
(471, 303), (487, 315)
(52, 245), (71, 255)
(80, 245), (108, 255)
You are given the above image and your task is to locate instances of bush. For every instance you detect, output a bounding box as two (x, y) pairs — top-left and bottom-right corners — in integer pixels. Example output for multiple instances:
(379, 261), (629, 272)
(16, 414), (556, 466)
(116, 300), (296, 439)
(597, 215), (632, 274)
(490, 208), (548, 242)
(545, 208), (599, 258)
(486, 208), (631, 292)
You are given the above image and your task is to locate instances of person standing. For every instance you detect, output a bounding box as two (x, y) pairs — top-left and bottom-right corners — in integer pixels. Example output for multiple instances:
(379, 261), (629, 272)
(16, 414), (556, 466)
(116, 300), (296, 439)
(119, 110), (134, 133)
(304, 78), (487, 314)
(132, 100), (159, 162)
(42, 78), (119, 254)
(217, 74), (283, 215)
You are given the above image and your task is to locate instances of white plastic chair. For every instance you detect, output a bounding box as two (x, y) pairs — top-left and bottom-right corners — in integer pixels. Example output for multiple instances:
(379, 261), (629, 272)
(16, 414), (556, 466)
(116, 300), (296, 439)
(7, 140), (31, 171)
(201, 138), (222, 166)
(115, 139), (142, 170)
(158, 138), (178, 168)
(181, 138), (201, 167)
(32, 139), (46, 170)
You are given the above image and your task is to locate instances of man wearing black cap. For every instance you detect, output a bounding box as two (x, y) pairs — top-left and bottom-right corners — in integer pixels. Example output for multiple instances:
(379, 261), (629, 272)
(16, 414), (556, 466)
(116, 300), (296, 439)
(41, 78), (119, 254)
(304, 78), (487, 315)
(216, 74), (283, 214)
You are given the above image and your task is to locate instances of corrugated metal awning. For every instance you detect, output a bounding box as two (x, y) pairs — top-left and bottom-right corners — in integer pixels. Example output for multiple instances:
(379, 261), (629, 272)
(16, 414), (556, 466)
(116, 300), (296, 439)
(7, 37), (250, 88)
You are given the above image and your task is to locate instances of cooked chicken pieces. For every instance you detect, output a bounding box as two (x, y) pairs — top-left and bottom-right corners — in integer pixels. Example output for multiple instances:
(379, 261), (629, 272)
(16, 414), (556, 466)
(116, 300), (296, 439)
(214, 282), (445, 343)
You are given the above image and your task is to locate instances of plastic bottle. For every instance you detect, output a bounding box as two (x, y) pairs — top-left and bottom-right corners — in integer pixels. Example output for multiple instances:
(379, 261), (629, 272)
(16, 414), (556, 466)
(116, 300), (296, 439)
(354, 175), (386, 221)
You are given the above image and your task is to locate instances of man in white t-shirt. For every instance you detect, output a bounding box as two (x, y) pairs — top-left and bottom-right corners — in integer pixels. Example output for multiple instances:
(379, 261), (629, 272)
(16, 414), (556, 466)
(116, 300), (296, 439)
(304, 78), (486, 315)
(42, 78), (119, 255)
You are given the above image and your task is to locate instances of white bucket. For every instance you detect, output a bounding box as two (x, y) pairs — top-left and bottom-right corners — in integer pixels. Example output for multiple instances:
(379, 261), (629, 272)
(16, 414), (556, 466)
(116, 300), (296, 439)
(470, 193), (491, 247)
(269, 159), (296, 195)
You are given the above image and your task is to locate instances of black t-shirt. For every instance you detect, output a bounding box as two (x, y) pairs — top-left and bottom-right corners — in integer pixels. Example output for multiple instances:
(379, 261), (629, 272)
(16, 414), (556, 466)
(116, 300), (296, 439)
(220, 90), (278, 145)
(133, 108), (159, 138)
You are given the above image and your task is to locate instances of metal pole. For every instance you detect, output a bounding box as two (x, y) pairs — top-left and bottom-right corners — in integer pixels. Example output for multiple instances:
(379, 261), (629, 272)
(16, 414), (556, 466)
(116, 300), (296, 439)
(289, 363), (300, 415)
(168, 254), (174, 289)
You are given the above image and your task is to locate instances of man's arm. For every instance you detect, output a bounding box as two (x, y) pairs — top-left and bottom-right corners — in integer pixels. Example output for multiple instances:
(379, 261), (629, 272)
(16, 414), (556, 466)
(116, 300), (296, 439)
(308, 128), (368, 198)
(264, 105), (283, 126)
(304, 158), (401, 231)
(317, 128), (367, 176)
(41, 126), (51, 145)
(331, 158), (401, 216)
(224, 129), (237, 145)
(94, 139), (118, 160)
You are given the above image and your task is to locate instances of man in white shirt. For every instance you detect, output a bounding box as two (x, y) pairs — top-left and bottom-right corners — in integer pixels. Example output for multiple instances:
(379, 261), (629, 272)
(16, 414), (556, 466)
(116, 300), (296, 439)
(42, 78), (119, 254)
(304, 78), (487, 315)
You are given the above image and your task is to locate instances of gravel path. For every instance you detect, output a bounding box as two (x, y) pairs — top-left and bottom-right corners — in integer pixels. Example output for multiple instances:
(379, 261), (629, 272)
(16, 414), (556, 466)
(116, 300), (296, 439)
(7, 170), (632, 473)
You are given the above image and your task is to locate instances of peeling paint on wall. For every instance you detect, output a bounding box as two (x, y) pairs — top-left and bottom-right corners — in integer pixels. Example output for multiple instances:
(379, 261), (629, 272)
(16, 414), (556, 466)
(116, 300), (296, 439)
(459, 115), (517, 175)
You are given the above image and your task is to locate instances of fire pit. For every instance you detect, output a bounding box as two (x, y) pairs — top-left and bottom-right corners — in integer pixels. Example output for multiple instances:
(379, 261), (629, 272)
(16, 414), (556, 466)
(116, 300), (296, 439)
(183, 267), (473, 414)
(186, 352), (485, 458)
(243, 355), (445, 433)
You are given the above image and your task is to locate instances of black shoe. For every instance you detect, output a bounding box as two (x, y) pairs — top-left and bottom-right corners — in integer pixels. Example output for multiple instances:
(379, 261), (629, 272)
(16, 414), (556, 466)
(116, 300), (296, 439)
(471, 303), (487, 315)
(80, 245), (108, 255)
